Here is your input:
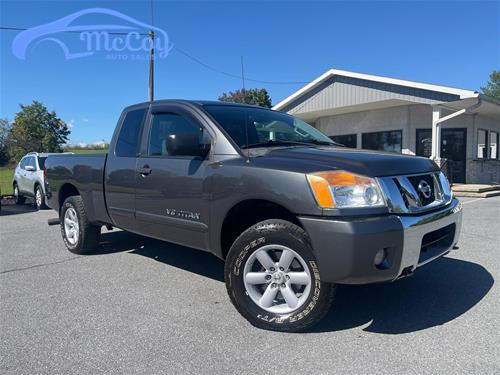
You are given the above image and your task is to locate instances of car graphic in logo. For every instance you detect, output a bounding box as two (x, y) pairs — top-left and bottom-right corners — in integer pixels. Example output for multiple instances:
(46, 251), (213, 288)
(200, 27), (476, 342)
(417, 180), (432, 199)
(12, 8), (172, 60)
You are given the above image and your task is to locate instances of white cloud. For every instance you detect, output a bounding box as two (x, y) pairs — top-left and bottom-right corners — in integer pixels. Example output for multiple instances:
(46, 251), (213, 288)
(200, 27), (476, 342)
(66, 119), (75, 128)
(80, 118), (89, 123)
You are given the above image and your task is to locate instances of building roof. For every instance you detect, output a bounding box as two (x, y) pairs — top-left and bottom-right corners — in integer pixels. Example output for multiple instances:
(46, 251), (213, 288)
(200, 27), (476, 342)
(272, 68), (479, 112)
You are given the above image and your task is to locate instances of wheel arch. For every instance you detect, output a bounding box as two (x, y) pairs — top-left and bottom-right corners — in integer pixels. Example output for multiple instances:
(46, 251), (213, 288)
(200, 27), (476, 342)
(58, 183), (80, 211)
(219, 199), (303, 259)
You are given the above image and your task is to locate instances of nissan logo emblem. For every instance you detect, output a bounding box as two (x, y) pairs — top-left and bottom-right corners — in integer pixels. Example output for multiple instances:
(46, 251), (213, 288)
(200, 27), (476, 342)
(418, 180), (432, 199)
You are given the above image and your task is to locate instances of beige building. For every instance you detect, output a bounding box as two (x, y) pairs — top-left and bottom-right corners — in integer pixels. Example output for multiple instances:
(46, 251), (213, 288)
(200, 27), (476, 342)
(273, 69), (500, 184)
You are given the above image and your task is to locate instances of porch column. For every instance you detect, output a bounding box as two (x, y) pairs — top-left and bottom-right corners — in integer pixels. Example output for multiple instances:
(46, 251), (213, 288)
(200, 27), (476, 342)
(431, 105), (442, 162)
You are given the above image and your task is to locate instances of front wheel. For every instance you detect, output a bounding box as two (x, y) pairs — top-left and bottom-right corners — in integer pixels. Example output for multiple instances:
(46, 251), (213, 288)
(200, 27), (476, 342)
(225, 219), (335, 332)
(13, 184), (25, 205)
(60, 196), (101, 254)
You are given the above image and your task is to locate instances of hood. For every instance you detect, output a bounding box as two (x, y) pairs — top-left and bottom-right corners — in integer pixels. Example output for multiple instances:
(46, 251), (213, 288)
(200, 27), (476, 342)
(250, 146), (439, 177)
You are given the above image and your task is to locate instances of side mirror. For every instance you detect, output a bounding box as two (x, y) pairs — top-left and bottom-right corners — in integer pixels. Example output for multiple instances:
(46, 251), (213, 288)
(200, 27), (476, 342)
(25, 165), (35, 172)
(166, 130), (211, 158)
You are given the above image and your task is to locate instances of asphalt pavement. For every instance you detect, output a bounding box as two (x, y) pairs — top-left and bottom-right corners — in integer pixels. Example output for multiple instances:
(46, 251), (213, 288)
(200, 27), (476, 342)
(1, 197), (499, 374)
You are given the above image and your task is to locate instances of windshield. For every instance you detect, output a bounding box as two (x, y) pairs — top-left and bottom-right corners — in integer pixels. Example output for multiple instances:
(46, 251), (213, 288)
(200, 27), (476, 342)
(203, 105), (334, 149)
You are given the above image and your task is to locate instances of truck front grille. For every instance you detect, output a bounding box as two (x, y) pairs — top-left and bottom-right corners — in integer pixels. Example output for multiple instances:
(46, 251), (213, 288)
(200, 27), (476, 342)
(377, 172), (451, 214)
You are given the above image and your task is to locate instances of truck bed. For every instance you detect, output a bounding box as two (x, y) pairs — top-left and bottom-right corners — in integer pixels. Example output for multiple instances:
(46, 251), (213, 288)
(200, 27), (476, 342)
(45, 153), (111, 224)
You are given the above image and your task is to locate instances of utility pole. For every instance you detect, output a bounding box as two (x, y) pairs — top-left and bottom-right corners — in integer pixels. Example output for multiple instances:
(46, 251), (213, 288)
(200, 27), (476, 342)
(240, 56), (245, 90)
(148, 30), (155, 101)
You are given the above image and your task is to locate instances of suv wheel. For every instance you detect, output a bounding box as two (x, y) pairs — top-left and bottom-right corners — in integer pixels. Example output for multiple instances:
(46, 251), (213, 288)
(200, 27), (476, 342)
(13, 183), (26, 205)
(225, 219), (335, 332)
(35, 185), (48, 210)
(60, 196), (101, 254)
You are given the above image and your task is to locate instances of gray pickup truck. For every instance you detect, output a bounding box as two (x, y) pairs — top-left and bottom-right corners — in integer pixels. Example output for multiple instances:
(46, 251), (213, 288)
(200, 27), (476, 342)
(45, 100), (462, 332)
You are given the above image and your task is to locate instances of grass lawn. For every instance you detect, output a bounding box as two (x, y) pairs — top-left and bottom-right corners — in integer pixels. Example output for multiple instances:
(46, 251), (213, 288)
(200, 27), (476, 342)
(0, 167), (14, 196)
(65, 148), (108, 154)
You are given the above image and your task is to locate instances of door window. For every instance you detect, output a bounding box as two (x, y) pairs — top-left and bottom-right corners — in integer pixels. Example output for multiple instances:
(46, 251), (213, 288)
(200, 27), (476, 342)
(24, 156), (36, 170)
(19, 158), (28, 169)
(477, 129), (487, 159)
(115, 108), (146, 157)
(148, 113), (201, 156)
(490, 131), (498, 159)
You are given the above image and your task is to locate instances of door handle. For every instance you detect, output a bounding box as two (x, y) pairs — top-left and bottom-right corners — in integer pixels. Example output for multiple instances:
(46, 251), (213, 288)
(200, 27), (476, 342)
(137, 165), (152, 176)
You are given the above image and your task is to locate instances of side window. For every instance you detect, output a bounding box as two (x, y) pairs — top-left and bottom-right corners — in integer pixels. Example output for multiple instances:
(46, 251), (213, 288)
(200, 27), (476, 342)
(148, 113), (201, 156)
(115, 108), (146, 157)
(362, 130), (402, 153)
(330, 134), (357, 148)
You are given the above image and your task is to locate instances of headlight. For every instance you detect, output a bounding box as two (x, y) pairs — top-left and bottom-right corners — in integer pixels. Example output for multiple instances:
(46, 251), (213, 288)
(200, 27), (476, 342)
(306, 170), (385, 208)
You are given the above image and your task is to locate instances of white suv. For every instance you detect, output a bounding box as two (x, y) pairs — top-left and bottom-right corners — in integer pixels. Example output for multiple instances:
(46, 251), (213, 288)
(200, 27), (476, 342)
(13, 152), (55, 210)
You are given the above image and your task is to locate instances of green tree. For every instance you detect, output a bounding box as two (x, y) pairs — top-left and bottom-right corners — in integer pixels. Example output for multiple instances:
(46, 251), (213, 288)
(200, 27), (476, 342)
(0, 118), (11, 165)
(219, 88), (272, 108)
(481, 70), (500, 100)
(10, 101), (70, 160)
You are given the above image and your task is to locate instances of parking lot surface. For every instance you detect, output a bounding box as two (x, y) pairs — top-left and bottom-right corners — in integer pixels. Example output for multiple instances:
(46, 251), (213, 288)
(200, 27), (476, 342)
(1, 197), (499, 374)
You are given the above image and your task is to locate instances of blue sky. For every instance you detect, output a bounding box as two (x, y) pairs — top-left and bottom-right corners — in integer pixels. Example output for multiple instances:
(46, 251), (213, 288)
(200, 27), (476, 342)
(1, 0), (499, 145)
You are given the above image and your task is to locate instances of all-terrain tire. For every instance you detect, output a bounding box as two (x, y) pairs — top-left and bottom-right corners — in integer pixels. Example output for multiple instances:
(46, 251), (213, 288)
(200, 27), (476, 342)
(225, 219), (335, 332)
(60, 195), (101, 254)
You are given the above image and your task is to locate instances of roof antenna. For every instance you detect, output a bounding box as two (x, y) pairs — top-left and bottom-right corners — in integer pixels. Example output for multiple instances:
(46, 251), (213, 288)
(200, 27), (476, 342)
(148, 0), (155, 101)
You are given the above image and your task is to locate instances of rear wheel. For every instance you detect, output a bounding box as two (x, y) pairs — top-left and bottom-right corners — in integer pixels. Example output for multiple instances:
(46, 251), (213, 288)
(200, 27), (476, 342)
(225, 219), (335, 332)
(35, 185), (48, 210)
(60, 196), (101, 254)
(13, 183), (25, 205)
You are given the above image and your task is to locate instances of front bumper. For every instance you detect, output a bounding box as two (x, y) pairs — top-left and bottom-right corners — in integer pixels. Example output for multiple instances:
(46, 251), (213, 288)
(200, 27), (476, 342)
(299, 198), (462, 284)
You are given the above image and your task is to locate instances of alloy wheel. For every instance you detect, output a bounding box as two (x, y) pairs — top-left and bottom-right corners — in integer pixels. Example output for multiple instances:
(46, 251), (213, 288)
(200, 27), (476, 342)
(243, 244), (312, 314)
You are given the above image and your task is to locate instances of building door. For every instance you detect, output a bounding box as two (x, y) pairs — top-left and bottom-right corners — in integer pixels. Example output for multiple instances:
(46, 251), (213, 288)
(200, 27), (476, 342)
(416, 128), (467, 183)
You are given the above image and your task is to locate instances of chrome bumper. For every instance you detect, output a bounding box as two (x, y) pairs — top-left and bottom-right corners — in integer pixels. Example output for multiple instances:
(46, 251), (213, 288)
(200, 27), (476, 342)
(397, 198), (462, 276)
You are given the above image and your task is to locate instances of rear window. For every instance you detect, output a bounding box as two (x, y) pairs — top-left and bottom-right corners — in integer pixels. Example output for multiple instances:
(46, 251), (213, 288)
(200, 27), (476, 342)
(37, 157), (47, 169)
(115, 108), (146, 157)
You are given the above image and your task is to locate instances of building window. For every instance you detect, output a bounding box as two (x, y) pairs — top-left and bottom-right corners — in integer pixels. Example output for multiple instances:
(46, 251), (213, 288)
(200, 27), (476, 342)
(490, 131), (499, 159)
(477, 129), (487, 159)
(362, 130), (402, 153)
(329, 134), (357, 148)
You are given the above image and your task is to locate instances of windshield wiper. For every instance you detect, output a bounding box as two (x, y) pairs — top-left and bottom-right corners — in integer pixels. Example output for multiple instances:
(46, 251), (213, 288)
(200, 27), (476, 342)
(300, 138), (342, 146)
(241, 140), (317, 149)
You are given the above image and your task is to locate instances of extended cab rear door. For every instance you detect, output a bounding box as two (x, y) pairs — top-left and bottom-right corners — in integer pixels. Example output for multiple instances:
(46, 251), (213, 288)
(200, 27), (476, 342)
(133, 103), (212, 251)
(105, 106), (148, 231)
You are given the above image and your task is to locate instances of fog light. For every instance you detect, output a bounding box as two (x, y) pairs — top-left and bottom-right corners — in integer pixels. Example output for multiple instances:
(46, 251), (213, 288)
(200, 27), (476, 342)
(374, 248), (387, 266)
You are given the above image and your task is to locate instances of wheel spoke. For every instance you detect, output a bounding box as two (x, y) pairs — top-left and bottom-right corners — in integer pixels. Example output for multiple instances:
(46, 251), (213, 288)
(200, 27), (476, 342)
(256, 251), (275, 270)
(259, 284), (278, 308)
(287, 272), (310, 285)
(244, 272), (268, 285)
(281, 284), (299, 308)
(64, 218), (73, 227)
(278, 249), (295, 270)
